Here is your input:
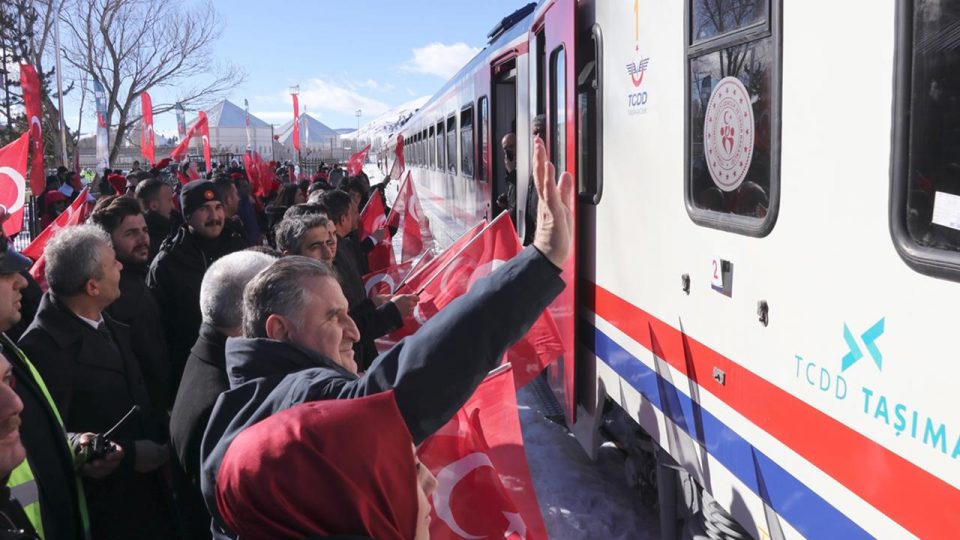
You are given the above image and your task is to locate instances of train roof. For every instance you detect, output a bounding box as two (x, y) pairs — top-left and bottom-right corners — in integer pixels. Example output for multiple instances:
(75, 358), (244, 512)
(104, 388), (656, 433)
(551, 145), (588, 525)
(409, 2), (537, 123)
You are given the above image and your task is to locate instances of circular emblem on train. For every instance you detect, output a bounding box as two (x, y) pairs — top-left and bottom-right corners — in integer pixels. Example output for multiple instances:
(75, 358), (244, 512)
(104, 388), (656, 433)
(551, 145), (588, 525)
(703, 76), (754, 192)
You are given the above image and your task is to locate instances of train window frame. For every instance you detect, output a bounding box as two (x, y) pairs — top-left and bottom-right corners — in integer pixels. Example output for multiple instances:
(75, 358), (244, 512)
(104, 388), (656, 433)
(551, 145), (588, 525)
(446, 115), (457, 175)
(549, 46), (566, 174)
(477, 96), (489, 182)
(436, 120), (445, 172)
(428, 125), (435, 169)
(890, 0), (960, 280)
(460, 105), (475, 178)
(683, 0), (782, 237)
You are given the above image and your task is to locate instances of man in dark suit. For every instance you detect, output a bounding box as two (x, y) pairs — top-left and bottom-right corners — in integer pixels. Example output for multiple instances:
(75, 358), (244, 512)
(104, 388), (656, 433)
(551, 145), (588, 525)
(169, 250), (275, 539)
(19, 225), (175, 540)
(92, 195), (171, 412)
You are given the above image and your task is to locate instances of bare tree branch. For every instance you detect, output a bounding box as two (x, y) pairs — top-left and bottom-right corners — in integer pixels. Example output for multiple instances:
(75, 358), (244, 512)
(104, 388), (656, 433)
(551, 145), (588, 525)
(61, 0), (244, 162)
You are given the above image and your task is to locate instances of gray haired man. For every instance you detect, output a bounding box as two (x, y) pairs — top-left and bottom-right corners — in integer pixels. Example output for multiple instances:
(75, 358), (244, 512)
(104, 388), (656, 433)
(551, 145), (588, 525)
(169, 250), (276, 538)
(18, 225), (175, 540)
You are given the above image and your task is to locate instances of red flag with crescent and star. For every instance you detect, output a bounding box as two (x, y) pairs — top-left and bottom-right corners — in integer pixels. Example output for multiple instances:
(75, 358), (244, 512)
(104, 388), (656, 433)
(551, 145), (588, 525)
(23, 187), (91, 291)
(417, 365), (547, 540)
(0, 133), (30, 236)
(19, 65), (44, 197)
(292, 94), (300, 152)
(358, 192), (394, 271)
(388, 134), (405, 180)
(386, 171), (433, 263)
(390, 213), (563, 388)
(170, 112), (211, 173)
(347, 144), (371, 177)
(140, 91), (155, 165)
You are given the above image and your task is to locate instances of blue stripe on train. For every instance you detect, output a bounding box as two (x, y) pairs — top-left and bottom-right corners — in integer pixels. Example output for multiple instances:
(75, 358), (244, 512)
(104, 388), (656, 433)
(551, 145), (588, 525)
(584, 323), (871, 540)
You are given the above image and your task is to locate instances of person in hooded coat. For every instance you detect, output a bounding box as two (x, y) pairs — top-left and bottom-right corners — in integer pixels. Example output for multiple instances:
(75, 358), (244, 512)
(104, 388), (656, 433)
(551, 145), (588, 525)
(215, 391), (435, 540)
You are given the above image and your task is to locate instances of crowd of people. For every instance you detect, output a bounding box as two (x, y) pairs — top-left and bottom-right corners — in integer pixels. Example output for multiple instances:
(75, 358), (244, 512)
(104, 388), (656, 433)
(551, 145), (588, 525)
(0, 136), (573, 539)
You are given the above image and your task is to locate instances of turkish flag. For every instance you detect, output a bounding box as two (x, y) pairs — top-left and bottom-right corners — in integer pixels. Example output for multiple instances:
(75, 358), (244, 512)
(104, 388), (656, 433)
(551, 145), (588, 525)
(388, 134), (404, 179)
(347, 144), (371, 177)
(361, 258), (416, 300)
(396, 214), (563, 388)
(23, 187), (91, 291)
(359, 192), (394, 271)
(292, 94), (300, 152)
(0, 133), (30, 236)
(387, 172), (433, 262)
(140, 91), (155, 165)
(401, 219), (486, 294)
(242, 152), (259, 193)
(170, 112), (210, 165)
(417, 365), (547, 540)
(199, 111), (212, 173)
(20, 65), (44, 197)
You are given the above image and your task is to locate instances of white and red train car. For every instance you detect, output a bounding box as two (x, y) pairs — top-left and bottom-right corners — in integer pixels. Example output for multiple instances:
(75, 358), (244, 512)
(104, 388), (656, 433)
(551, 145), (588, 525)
(384, 1), (959, 537)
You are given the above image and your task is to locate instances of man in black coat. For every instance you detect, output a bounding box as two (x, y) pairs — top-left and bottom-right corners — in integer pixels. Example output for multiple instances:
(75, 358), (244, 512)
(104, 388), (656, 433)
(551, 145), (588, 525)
(147, 180), (246, 400)
(0, 340), (36, 538)
(19, 225), (176, 540)
(315, 190), (418, 371)
(0, 230), (110, 540)
(134, 178), (179, 262)
(200, 138), (573, 539)
(92, 195), (171, 412)
(169, 250), (275, 539)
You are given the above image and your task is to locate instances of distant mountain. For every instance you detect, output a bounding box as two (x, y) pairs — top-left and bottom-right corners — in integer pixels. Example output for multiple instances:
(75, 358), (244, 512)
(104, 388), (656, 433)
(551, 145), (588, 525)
(341, 96), (430, 150)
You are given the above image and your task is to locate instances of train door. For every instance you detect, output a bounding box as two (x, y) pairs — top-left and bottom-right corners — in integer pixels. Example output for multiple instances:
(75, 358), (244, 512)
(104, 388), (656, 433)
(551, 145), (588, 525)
(530, 0), (578, 422)
(490, 55), (518, 224)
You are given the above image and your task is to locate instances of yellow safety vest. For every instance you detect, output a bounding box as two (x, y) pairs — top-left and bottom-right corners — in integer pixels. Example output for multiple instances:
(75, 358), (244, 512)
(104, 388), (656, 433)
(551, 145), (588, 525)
(5, 340), (90, 539)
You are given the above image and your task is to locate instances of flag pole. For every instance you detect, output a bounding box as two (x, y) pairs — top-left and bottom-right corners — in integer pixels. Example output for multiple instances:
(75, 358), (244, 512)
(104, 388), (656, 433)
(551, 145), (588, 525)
(53, 0), (68, 165)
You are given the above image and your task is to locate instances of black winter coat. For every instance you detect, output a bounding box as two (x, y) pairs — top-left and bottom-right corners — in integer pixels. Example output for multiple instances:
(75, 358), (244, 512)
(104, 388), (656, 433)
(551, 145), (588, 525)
(334, 233), (402, 371)
(170, 323), (229, 487)
(17, 294), (175, 540)
(107, 263), (171, 412)
(0, 335), (84, 540)
(146, 225), (245, 400)
(200, 247), (564, 539)
(144, 211), (177, 263)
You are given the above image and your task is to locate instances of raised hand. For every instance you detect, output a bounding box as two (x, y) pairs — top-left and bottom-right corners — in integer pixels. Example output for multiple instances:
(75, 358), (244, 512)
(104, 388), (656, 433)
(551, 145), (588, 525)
(531, 137), (573, 268)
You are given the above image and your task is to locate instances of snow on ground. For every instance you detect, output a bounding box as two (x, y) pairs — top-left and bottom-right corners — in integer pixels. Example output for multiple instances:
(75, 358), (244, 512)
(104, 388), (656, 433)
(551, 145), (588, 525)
(517, 387), (659, 540)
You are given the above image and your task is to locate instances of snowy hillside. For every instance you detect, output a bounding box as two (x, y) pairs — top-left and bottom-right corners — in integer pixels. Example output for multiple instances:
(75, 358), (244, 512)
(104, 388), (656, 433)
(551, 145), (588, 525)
(341, 95), (430, 149)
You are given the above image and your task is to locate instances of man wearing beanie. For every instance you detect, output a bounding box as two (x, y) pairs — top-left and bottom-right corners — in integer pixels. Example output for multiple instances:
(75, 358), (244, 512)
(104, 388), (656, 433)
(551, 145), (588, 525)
(147, 180), (245, 400)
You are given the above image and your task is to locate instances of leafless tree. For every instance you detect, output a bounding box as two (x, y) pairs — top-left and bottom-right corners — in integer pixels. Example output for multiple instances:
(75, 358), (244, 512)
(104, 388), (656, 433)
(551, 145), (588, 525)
(60, 0), (244, 161)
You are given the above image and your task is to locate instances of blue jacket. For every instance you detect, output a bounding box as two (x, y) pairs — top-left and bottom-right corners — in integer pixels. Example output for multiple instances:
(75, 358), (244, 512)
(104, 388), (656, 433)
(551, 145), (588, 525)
(199, 246), (564, 538)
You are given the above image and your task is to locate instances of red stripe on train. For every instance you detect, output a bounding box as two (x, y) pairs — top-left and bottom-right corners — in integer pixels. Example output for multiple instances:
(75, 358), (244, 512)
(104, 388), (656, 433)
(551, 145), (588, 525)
(585, 282), (958, 539)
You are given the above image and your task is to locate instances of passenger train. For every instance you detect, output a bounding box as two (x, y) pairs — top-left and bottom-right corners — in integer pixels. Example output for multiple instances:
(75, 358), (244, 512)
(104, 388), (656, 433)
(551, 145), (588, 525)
(382, 1), (958, 537)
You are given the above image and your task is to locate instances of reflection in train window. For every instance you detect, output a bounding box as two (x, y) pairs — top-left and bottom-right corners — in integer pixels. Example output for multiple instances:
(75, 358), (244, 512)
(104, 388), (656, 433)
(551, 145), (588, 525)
(436, 121), (445, 172)
(692, 0), (767, 44)
(685, 0), (780, 236)
(446, 115), (457, 175)
(428, 125), (435, 169)
(460, 106), (474, 178)
(892, 1), (960, 276)
(478, 96), (489, 182)
(550, 47), (566, 174)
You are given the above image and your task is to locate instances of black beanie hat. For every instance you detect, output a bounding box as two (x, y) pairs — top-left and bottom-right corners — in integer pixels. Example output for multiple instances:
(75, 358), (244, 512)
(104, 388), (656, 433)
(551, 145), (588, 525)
(180, 180), (221, 218)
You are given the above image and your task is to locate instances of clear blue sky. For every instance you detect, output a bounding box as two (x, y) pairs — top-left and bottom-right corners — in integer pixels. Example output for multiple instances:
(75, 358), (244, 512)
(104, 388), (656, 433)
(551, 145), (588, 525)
(64, 0), (532, 135)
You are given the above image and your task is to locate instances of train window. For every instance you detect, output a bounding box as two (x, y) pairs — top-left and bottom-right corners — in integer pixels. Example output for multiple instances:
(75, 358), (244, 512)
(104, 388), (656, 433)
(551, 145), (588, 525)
(549, 47), (567, 174)
(478, 96), (489, 182)
(691, 0), (768, 45)
(428, 125), (435, 169)
(460, 106), (474, 178)
(446, 115), (457, 174)
(891, 1), (960, 279)
(437, 120), (445, 171)
(685, 0), (780, 236)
